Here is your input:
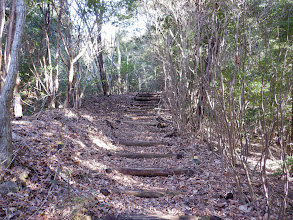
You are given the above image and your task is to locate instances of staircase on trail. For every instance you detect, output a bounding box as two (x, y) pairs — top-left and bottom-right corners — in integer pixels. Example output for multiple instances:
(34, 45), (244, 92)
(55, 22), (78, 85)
(102, 92), (209, 220)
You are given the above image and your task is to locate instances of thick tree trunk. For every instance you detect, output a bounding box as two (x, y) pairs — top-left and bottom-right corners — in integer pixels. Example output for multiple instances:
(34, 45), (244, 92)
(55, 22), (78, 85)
(0, 101), (13, 169)
(0, 0), (25, 170)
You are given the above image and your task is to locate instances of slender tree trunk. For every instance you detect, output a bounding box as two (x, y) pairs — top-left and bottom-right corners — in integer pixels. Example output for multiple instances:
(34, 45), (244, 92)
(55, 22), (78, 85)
(64, 60), (74, 108)
(96, 14), (109, 96)
(125, 48), (129, 93)
(14, 72), (22, 118)
(0, 0), (5, 91)
(290, 87), (293, 156)
(3, 0), (15, 78)
(117, 24), (121, 94)
(0, 0), (25, 170)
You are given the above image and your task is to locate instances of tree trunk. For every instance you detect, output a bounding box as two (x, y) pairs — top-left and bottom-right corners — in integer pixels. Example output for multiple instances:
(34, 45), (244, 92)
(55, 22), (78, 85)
(13, 72), (22, 118)
(97, 17), (109, 96)
(117, 24), (121, 94)
(0, 0), (25, 170)
(0, 101), (13, 169)
(290, 87), (293, 155)
(0, 0), (5, 91)
(64, 60), (74, 108)
(3, 0), (16, 78)
(125, 48), (129, 93)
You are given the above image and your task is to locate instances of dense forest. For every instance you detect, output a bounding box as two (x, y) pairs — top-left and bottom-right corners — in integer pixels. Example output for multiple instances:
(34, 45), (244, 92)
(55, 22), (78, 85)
(0, 0), (293, 219)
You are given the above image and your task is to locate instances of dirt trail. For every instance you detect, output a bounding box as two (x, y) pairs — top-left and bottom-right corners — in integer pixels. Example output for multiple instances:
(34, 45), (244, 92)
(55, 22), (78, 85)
(1, 93), (256, 219)
(86, 93), (238, 220)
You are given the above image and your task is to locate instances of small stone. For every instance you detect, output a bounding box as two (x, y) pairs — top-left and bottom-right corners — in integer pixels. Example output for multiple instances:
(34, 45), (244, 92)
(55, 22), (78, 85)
(157, 122), (167, 128)
(239, 204), (252, 212)
(0, 181), (19, 195)
(217, 202), (227, 208)
(225, 192), (233, 200)
(100, 189), (110, 196)
(105, 169), (112, 174)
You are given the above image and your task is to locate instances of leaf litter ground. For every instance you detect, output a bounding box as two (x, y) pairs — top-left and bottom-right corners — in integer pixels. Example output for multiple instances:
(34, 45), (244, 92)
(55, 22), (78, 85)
(1, 94), (292, 219)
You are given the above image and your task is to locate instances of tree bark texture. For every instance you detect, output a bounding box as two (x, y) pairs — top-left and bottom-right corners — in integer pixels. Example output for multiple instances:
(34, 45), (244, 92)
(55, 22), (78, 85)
(0, 0), (5, 90)
(97, 17), (109, 96)
(64, 60), (74, 108)
(117, 24), (122, 94)
(0, 0), (25, 170)
(13, 72), (22, 118)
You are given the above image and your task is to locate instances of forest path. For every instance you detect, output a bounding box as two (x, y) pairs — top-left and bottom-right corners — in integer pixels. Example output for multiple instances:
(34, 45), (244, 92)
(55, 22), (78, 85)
(4, 93), (245, 219)
(96, 93), (230, 220)
(108, 93), (193, 181)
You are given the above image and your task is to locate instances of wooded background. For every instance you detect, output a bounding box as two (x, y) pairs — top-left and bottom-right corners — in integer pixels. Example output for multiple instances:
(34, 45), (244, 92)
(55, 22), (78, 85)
(0, 0), (292, 219)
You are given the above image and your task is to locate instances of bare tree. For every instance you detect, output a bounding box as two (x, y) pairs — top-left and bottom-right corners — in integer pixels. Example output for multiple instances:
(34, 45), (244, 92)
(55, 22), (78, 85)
(147, 0), (293, 218)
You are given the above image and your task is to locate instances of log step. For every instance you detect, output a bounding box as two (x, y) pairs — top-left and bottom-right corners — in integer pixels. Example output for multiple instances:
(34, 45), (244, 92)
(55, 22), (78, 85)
(122, 121), (158, 126)
(118, 140), (168, 146)
(134, 96), (160, 101)
(118, 168), (194, 177)
(133, 99), (159, 103)
(154, 108), (171, 111)
(125, 109), (153, 113)
(132, 103), (158, 107)
(103, 215), (215, 220)
(129, 107), (155, 111)
(131, 113), (156, 116)
(125, 116), (154, 121)
(111, 152), (174, 159)
(121, 190), (165, 198)
(136, 93), (160, 97)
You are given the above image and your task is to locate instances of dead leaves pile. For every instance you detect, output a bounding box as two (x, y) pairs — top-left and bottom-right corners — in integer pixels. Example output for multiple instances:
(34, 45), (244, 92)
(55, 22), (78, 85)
(0, 94), (291, 219)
